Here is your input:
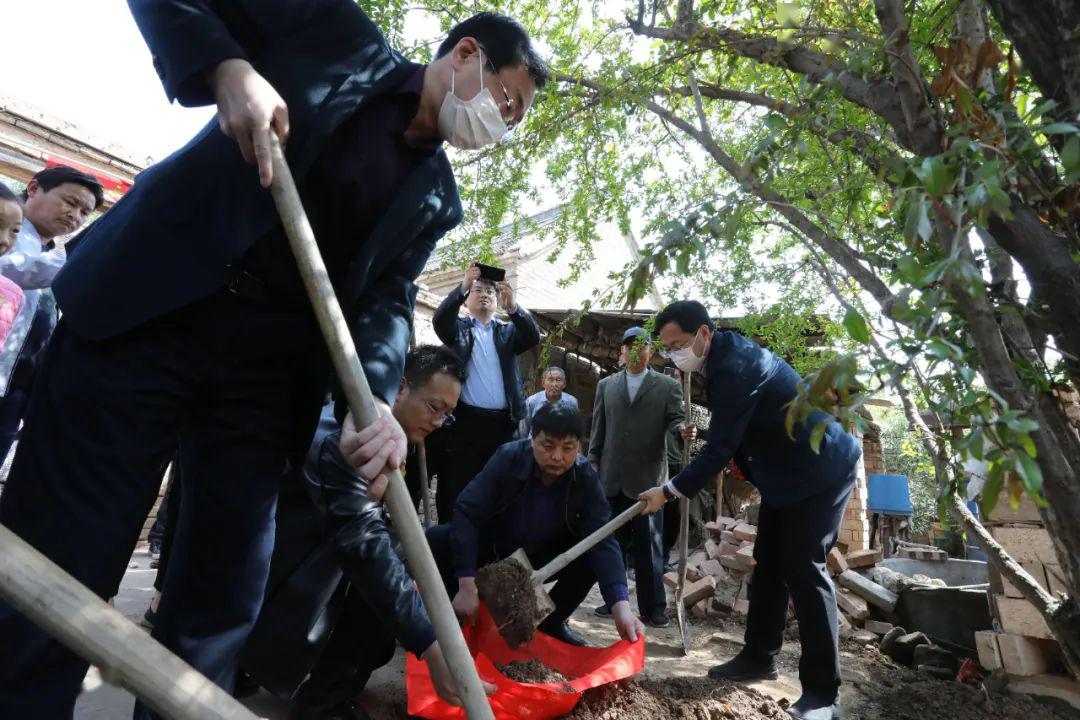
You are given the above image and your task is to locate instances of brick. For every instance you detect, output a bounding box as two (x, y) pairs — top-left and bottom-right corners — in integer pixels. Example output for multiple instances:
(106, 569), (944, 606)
(837, 570), (898, 612)
(984, 493), (1042, 525)
(864, 619), (894, 635)
(705, 539), (722, 561)
(663, 572), (679, 589)
(689, 550), (708, 567)
(691, 598), (711, 619)
(835, 588), (869, 620)
(719, 542), (740, 557)
(995, 596), (1053, 640)
(827, 547), (849, 576)
(733, 598), (750, 614)
(989, 527), (1056, 565)
(704, 521), (722, 539)
(721, 530), (739, 544)
(699, 559), (725, 579)
(1044, 564), (1068, 596)
(975, 631), (1002, 671)
(996, 632), (1061, 676)
(735, 544), (757, 570)
(997, 562), (1048, 599)
(845, 548), (882, 568)
(682, 575), (717, 608)
(719, 555), (745, 572)
(732, 523), (757, 542)
(717, 516), (739, 530)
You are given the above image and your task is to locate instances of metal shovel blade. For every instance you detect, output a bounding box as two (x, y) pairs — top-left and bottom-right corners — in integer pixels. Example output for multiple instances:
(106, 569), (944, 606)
(476, 548), (555, 649)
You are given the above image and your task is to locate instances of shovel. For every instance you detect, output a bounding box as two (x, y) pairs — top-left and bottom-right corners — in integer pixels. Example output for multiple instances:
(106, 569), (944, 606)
(673, 371), (693, 654)
(477, 499), (647, 648)
(267, 135), (494, 720)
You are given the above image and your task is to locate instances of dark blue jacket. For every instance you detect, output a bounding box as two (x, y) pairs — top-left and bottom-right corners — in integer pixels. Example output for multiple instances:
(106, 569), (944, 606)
(433, 285), (540, 422)
(57, 0), (462, 410)
(451, 439), (629, 606)
(672, 331), (861, 507)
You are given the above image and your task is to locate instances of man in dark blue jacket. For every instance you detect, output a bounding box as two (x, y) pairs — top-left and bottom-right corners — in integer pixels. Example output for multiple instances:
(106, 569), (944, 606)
(639, 301), (861, 720)
(0, 4), (549, 717)
(427, 402), (644, 647)
(429, 262), (540, 522)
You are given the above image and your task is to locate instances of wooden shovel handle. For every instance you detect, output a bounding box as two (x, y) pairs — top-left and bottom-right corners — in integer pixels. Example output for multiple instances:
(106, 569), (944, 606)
(533, 500), (646, 584)
(267, 135), (494, 720)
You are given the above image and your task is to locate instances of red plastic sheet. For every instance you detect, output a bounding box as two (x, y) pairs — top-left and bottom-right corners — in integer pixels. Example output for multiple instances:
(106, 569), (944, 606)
(407, 605), (645, 719)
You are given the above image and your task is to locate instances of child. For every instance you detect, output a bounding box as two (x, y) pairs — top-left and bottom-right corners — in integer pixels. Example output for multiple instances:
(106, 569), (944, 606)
(0, 184), (27, 378)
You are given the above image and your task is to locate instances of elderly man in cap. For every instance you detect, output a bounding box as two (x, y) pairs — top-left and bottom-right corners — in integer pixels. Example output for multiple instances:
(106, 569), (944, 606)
(588, 326), (688, 627)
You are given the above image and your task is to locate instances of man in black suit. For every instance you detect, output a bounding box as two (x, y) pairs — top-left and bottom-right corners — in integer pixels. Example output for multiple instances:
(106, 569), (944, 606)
(429, 263), (540, 522)
(0, 3), (549, 717)
(639, 301), (862, 720)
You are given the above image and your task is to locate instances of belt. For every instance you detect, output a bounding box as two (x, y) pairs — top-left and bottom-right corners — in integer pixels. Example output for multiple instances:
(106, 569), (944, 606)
(224, 265), (306, 310)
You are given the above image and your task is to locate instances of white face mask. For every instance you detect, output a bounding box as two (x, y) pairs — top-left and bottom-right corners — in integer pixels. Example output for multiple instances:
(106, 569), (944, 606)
(437, 50), (508, 150)
(669, 332), (707, 374)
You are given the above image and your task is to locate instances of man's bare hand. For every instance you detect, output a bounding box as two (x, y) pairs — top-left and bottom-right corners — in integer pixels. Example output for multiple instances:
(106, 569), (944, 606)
(638, 486), (667, 515)
(461, 264), (481, 294)
(208, 58), (289, 188)
(339, 403), (406, 484)
(497, 282), (517, 313)
(422, 641), (496, 706)
(681, 423), (698, 442)
(452, 578), (480, 625)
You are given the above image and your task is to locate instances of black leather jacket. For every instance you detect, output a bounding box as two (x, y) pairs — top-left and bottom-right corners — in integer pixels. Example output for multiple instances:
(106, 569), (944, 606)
(240, 407), (433, 697)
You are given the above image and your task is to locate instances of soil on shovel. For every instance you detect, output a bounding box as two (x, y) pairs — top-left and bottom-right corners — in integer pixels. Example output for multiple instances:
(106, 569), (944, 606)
(564, 676), (790, 720)
(477, 558), (545, 648)
(496, 660), (574, 691)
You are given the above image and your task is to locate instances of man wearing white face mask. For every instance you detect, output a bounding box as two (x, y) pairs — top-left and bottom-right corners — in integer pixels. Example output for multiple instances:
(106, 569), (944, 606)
(0, 5), (549, 718)
(639, 300), (861, 720)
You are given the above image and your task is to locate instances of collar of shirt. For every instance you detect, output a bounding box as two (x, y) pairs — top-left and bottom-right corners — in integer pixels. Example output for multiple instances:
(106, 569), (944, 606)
(394, 62), (440, 153)
(471, 315), (496, 331)
(19, 218), (42, 251)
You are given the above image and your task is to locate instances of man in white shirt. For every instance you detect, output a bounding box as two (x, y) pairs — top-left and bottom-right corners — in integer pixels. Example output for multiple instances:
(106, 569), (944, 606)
(430, 263), (540, 522)
(520, 366), (578, 437)
(0, 166), (101, 461)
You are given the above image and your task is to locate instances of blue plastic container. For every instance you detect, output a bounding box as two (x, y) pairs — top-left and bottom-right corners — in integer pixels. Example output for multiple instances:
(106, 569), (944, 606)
(867, 473), (913, 516)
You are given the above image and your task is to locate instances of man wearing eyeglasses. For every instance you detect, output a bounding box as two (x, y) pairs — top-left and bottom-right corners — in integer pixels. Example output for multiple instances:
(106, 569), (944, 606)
(240, 345), (492, 719)
(429, 263), (541, 523)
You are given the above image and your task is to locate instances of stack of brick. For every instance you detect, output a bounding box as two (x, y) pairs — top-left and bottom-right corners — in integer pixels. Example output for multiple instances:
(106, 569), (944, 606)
(840, 425), (881, 552)
(664, 515), (755, 619)
(976, 494), (1074, 692)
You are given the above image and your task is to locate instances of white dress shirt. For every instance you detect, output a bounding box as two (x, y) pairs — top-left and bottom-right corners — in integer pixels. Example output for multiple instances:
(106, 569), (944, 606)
(460, 317), (508, 410)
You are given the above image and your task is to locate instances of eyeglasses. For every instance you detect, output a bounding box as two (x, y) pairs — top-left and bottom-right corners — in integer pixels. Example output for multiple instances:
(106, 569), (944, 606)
(425, 400), (456, 427)
(480, 49), (516, 130)
(657, 341), (691, 360)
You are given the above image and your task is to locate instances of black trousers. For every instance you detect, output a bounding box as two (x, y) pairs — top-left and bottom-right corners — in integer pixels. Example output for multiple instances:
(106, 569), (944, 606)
(0, 289), (323, 720)
(293, 587), (396, 715)
(426, 524), (596, 631)
(662, 463), (682, 560)
(429, 403), (514, 524)
(152, 460), (182, 592)
(611, 493), (666, 615)
(741, 471), (857, 701)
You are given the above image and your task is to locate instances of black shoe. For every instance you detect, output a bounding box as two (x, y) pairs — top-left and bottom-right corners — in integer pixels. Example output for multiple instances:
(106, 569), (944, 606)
(291, 698), (371, 720)
(233, 669), (260, 699)
(786, 693), (841, 720)
(594, 604), (612, 617)
(707, 653), (780, 682)
(140, 607), (155, 630)
(645, 608), (670, 628)
(541, 621), (588, 647)
(149, 557), (160, 569)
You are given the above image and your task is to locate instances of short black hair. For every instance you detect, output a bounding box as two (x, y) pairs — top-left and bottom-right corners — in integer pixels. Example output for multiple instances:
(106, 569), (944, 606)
(655, 300), (715, 335)
(26, 166), (104, 209)
(0, 183), (21, 206)
(531, 401), (584, 440)
(404, 345), (466, 388)
(436, 12), (550, 89)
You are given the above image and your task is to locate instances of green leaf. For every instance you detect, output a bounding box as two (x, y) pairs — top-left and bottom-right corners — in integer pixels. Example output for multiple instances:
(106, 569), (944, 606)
(1043, 122), (1080, 135)
(809, 419), (828, 454)
(1062, 135), (1080, 183)
(1015, 452), (1044, 493)
(980, 464), (1004, 518)
(842, 307), (871, 344)
(895, 256), (923, 284)
(903, 196), (933, 244)
(918, 155), (955, 196)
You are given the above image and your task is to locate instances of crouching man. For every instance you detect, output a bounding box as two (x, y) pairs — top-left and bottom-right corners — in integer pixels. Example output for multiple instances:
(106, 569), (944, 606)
(241, 346), (494, 719)
(426, 402), (645, 647)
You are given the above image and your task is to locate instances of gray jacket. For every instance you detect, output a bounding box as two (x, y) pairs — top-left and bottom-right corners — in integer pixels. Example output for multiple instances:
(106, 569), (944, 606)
(588, 368), (685, 499)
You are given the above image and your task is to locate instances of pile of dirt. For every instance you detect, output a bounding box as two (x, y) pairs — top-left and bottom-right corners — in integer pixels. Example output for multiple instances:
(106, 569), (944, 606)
(497, 659), (574, 691)
(477, 557), (544, 648)
(564, 676), (789, 720)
